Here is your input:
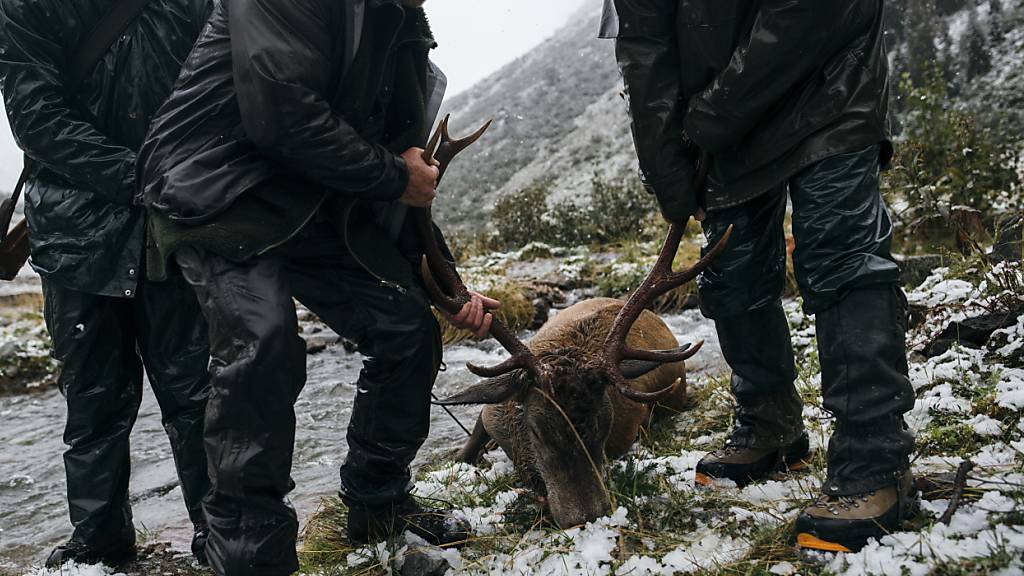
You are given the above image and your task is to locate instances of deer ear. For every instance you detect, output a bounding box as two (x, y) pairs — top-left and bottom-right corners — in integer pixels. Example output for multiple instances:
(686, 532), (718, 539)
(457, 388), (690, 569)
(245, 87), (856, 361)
(433, 374), (523, 406)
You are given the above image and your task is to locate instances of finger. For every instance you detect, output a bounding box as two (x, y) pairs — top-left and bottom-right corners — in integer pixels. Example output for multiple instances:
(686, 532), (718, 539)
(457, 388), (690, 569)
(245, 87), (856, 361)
(430, 157), (440, 168)
(452, 301), (471, 323)
(479, 295), (501, 309)
(475, 313), (493, 339)
(470, 296), (484, 329)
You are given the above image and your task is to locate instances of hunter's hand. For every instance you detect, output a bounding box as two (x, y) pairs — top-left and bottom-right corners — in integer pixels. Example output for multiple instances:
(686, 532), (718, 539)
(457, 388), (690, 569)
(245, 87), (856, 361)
(447, 292), (501, 339)
(399, 147), (439, 208)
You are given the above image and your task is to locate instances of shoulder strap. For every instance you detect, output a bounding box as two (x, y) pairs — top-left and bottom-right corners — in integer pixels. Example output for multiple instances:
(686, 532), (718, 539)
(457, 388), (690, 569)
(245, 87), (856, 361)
(68, 0), (156, 90)
(1, 0), (155, 242)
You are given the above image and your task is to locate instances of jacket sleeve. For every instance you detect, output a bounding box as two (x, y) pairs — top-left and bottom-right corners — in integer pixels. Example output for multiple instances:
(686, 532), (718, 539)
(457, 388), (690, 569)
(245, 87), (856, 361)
(229, 0), (408, 200)
(684, 0), (849, 154)
(608, 0), (697, 223)
(0, 4), (136, 204)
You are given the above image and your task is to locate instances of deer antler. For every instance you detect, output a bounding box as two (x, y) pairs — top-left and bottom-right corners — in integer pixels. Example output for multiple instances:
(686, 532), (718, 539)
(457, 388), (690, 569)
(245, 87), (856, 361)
(601, 153), (733, 404)
(415, 115), (547, 386)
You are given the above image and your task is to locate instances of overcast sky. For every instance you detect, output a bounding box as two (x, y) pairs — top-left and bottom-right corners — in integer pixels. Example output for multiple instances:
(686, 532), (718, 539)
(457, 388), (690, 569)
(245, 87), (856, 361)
(0, 0), (588, 191)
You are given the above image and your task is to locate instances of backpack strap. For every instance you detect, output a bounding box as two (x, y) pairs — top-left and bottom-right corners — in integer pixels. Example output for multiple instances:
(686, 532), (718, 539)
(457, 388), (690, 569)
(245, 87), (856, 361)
(68, 0), (156, 90)
(1, 0), (155, 243)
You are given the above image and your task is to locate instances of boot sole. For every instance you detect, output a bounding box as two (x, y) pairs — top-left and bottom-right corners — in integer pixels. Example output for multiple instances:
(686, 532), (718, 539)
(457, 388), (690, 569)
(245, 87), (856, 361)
(796, 533), (852, 553)
(695, 457), (811, 488)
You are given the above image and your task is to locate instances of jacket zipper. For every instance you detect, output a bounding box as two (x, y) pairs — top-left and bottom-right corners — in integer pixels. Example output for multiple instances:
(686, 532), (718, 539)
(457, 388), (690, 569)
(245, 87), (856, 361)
(256, 194), (327, 256)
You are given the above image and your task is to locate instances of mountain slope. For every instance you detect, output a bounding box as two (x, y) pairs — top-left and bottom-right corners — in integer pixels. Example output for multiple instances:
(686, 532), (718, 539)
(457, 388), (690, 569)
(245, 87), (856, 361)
(435, 0), (633, 231)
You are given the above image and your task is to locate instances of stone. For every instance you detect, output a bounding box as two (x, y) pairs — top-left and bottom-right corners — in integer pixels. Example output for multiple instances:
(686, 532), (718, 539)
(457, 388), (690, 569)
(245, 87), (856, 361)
(924, 310), (1022, 358)
(991, 213), (1023, 263)
(896, 254), (945, 290)
(400, 545), (450, 576)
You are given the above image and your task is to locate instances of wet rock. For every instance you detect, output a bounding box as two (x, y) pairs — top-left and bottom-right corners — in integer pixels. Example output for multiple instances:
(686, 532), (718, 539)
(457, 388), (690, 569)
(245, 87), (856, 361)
(0, 340), (17, 362)
(896, 254), (945, 290)
(990, 213), (1023, 263)
(924, 310), (1022, 358)
(306, 338), (329, 355)
(506, 258), (575, 288)
(521, 284), (566, 329)
(400, 544), (450, 576)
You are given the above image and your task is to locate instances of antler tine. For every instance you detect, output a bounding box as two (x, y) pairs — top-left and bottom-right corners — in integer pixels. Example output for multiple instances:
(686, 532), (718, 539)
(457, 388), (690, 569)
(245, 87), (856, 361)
(618, 379), (681, 404)
(466, 357), (529, 378)
(434, 118), (492, 181)
(664, 225), (734, 289)
(422, 115), (446, 163)
(622, 340), (704, 363)
(600, 151), (729, 402)
(413, 115), (545, 385)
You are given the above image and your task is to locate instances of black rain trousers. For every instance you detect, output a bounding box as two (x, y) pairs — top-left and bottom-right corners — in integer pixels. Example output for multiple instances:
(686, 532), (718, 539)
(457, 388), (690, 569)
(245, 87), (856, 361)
(698, 145), (916, 496)
(176, 220), (442, 576)
(42, 272), (211, 549)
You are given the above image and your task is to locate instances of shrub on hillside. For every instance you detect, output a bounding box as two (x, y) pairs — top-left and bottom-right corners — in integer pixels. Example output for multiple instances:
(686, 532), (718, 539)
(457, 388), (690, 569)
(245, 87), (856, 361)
(884, 70), (1021, 250)
(489, 176), (659, 251)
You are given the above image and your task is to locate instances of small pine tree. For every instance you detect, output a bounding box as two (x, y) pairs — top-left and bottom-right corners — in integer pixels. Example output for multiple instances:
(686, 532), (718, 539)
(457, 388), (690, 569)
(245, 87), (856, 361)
(962, 8), (992, 81)
(938, 26), (960, 95)
(905, 0), (940, 85)
(989, 0), (1005, 45)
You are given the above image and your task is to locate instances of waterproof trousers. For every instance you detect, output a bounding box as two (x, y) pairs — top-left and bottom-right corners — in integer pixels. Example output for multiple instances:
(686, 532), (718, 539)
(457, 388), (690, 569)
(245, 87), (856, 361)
(41, 273), (211, 550)
(698, 145), (916, 496)
(176, 221), (442, 576)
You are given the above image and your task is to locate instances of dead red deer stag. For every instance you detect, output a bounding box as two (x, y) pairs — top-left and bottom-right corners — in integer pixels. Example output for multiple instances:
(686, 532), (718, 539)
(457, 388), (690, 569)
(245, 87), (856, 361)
(416, 116), (731, 528)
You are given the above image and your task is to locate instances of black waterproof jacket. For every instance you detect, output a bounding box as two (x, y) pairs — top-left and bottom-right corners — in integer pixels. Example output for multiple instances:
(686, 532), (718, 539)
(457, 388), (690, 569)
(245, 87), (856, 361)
(140, 0), (417, 226)
(601, 0), (893, 220)
(140, 0), (447, 285)
(0, 0), (210, 296)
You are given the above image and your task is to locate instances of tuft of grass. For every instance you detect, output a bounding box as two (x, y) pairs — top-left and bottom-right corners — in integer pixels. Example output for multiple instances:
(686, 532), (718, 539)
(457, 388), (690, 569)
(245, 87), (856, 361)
(434, 281), (537, 346)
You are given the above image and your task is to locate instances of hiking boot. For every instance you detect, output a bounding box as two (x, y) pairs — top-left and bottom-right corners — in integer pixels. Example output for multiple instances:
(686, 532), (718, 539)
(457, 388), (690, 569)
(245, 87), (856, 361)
(346, 497), (472, 547)
(695, 431), (810, 488)
(45, 537), (137, 568)
(191, 525), (209, 566)
(795, 473), (918, 553)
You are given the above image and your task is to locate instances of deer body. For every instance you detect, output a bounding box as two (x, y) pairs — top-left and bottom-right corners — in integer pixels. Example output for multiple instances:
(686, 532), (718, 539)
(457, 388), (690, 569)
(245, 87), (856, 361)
(417, 116), (728, 528)
(453, 298), (687, 527)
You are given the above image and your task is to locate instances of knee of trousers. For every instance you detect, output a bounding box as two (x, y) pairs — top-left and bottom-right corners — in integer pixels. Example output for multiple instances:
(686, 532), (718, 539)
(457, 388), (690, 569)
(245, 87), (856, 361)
(362, 293), (442, 365)
(697, 234), (788, 321)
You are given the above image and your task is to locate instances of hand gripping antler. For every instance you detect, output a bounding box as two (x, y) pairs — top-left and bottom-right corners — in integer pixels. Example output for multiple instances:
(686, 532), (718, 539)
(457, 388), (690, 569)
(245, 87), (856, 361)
(601, 154), (733, 404)
(415, 115), (548, 385)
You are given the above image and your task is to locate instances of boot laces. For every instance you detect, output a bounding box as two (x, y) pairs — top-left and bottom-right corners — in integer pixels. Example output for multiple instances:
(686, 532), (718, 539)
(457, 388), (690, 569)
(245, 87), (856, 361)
(813, 491), (874, 515)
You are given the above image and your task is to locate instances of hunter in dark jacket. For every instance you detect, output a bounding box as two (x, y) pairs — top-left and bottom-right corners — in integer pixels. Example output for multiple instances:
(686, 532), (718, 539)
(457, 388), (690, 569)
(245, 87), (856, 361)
(603, 0), (916, 552)
(139, 0), (489, 573)
(0, 0), (213, 567)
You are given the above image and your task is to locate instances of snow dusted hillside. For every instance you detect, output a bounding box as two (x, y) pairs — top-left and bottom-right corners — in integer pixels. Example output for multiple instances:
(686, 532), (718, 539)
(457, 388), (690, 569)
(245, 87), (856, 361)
(434, 1), (633, 232)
